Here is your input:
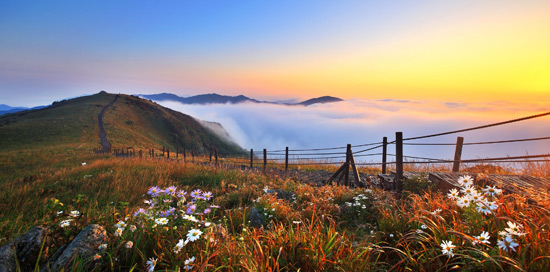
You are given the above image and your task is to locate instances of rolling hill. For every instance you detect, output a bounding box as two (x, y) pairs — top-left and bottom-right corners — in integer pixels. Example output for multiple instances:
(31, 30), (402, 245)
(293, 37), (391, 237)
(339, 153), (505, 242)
(0, 91), (245, 156)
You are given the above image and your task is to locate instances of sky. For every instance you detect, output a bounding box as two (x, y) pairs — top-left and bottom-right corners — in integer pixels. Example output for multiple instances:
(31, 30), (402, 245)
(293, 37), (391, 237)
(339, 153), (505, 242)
(1, 1), (549, 161)
(1, 0), (549, 107)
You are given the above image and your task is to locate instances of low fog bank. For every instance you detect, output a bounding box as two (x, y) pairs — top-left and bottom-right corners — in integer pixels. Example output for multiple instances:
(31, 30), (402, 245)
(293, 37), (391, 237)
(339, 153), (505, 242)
(157, 99), (549, 163)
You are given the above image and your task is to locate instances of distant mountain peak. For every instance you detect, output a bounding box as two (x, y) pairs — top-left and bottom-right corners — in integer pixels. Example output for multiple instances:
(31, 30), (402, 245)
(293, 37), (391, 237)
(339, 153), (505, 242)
(299, 96), (344, 106)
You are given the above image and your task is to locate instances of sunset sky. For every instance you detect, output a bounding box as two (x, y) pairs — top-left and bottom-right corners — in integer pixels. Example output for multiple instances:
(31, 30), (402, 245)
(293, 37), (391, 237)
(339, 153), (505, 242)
(1, 0), (549, 107)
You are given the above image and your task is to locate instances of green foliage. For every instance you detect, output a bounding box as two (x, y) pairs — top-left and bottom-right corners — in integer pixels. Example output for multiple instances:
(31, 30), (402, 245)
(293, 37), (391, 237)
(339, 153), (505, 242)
(402, 174), (436, 197)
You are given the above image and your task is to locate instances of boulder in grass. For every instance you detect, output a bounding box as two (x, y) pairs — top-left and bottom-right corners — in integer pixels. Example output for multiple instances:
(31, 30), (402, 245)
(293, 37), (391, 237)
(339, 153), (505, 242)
(248, 207), (265, 228)
(0, 226), (48, 272)
(43, 224), (107, 272)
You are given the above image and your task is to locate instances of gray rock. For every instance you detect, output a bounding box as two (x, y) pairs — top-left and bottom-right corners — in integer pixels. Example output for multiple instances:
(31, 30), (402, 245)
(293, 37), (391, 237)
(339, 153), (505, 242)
(264, 189), (296, 201)
(248, 207), (265, 228)
(44, 224), (107, 272)
(0, 226), (48, 272)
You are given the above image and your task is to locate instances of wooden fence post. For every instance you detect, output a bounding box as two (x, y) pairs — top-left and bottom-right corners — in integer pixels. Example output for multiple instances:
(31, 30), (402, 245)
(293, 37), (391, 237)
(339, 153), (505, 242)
(395, 132), (404, 193)
(250, 149), (253, 168)
(191, 150), (195, 162)
(176, 147), (179, 159)
(263, 149), (267, 172)
(285, 147), (289, 171)
(209, 148), (212, 162)
(183, 147), (186, 163)
(215, 148), (218, 166)
(382, 136), (387, 174)
(167, 149), (170, 159)
(344, 144), (351, 185)
(162, 146), (165, 157)
(452, 136), (464, 173)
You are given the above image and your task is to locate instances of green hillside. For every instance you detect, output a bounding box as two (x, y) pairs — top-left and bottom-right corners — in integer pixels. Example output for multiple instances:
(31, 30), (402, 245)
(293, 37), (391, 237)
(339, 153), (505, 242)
(0, 91), (245, 155)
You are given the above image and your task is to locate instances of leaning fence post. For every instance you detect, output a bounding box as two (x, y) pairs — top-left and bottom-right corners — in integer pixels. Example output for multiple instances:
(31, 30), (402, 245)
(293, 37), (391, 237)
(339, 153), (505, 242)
(452, 136), (464, 173)
(395, 132), (404, 193)
(285, 147), (289, 171)
(263, 149), (267, 172)
(382, 136), (388, 174)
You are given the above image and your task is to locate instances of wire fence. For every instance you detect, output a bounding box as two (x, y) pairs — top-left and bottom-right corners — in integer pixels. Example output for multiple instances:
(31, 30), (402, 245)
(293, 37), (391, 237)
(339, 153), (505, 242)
(97, 111), (550, 176)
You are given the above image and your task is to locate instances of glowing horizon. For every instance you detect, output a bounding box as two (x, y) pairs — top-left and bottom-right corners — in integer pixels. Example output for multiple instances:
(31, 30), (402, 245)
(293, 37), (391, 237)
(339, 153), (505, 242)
(0, 1), (548, 107)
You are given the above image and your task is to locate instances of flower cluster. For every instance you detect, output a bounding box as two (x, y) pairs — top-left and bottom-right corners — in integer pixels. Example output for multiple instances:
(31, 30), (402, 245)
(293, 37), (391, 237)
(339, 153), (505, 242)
(447, 175), (501, 214)
(134, 186), (216, 228)
(497, 221), (524, 252)
(137, 186), (216, 270)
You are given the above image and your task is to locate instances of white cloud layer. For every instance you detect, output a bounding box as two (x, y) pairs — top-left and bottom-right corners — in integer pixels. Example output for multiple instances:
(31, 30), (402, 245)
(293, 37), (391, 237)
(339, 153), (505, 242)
(157, 99), (550, 164)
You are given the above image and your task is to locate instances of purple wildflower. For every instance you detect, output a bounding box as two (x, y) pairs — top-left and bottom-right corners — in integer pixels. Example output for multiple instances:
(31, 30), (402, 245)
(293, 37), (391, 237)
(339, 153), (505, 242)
(202, 191), (213, 200)
(165, 186), (177, 195)
(186, 204), (197, 214)
(134, 208), (147, 217)
(147, 186), (161, 197)
(177, 190), (187, 198)
(203, 208), (211, 214)
(190, 189), (202, 199)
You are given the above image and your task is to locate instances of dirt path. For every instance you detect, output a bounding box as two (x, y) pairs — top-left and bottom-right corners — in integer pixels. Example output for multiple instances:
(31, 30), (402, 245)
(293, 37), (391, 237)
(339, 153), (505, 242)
(98, 95), (118, 152)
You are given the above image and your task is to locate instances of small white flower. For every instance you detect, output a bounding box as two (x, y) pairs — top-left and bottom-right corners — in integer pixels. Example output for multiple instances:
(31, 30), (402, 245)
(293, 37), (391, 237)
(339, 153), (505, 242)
(440, 240), (456, 257)
(146, 257), (157, 272)
(476, 202), (492, 215)
(421, 224), (427, 229)
(125, 241), (133, 248)
(497, 235), (519, 252)
(184, 256), (196, 270)
(130, 225), (137, 232)
(173, 239), (188, 253)
(483, 186), (502, 197)
(187, 228), (203, 242)
(59, 219), (72, 228)
(69, 210), (80, 218)
(457, 175), (473, 187)
(474, 231), (491, 244)
(183, 215), (198, 222)
(460, 185), (475, 196)
(98, 243), (107, 250)
(155, 218), (169, 225)
(389, 234), (394, 238)
(447, 189), (459, 200)
(114, 228), (124, 236)
(456, 195), (472, 208)
(505, 221), (525, 236)
(115, 221), (127, 229)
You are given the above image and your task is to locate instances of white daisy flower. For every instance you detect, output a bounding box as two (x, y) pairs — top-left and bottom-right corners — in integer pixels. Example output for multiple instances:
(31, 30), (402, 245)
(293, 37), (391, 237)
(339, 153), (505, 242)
(187, 228), (203, 242)
(440, 240), (456, 257)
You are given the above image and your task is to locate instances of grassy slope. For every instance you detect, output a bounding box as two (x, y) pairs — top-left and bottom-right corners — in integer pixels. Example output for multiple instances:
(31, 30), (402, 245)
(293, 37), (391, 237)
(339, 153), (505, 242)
(103, 94), (245, 156)
(0, 92), (245, 182)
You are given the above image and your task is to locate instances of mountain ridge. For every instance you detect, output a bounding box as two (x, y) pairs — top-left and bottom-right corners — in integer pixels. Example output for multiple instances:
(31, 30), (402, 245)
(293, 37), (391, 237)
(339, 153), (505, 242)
(139, 93), (343, 106)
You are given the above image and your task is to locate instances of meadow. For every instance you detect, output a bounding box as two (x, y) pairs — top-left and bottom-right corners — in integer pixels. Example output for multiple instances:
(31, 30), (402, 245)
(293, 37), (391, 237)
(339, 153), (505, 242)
(1, 146), (549, 271)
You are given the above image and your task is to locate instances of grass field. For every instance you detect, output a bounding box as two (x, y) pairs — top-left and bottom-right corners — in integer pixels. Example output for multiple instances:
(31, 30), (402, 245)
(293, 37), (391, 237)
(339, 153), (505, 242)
(1, 148), (549, 271)
(1, 91), (549, 270)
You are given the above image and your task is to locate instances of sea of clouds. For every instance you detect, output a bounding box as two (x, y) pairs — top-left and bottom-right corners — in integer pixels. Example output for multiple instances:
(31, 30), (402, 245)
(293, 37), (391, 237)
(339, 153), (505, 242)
(156, 98), (549, 164)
